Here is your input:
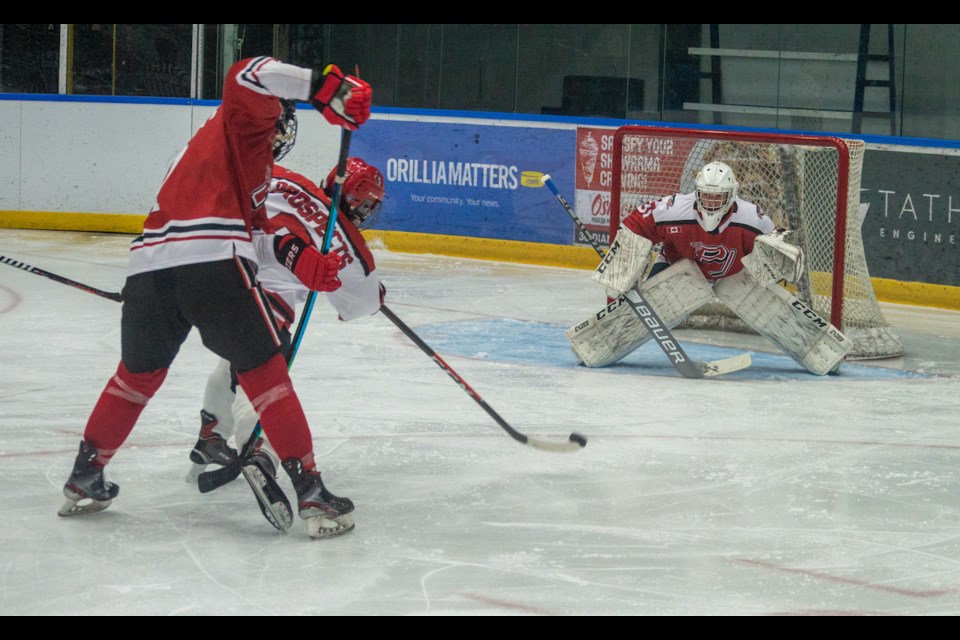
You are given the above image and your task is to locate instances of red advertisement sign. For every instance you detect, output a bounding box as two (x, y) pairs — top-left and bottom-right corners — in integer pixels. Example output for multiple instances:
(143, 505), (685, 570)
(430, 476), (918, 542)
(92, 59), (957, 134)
(574, 126), (616, 247)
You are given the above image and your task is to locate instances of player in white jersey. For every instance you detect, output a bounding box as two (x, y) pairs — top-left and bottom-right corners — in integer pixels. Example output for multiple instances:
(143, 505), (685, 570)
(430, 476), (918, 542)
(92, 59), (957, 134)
(59, 56), (372, 540)
(570, 161), (853, 375)
(188, 159), (385, 531)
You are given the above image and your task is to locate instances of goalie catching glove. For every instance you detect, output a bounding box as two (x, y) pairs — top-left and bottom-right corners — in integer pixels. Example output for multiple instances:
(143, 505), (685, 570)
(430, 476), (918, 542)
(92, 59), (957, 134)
(592, 225), (654, 297)
(310, 64), (372, 130)
(742, 229), (804, 287)
(275, 235), (342, 293)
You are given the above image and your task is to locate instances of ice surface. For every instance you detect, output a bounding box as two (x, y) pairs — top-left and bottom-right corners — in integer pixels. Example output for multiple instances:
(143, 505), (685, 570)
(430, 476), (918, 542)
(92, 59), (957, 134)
(0, 229), (958, 616)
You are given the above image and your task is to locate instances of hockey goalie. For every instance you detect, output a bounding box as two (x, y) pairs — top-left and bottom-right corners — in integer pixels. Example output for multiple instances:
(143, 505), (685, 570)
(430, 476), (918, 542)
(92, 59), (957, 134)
(567, 161), (853, 375)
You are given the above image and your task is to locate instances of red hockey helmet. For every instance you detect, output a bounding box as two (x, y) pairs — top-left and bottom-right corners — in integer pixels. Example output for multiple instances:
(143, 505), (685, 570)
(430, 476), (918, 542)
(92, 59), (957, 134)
(324, 157), (385, 230)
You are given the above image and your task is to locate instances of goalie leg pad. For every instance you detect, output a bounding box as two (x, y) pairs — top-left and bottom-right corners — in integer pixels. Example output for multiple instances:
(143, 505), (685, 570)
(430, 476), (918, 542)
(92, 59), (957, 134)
(712, 270), (853, 375)
(568, 259), (715, 367)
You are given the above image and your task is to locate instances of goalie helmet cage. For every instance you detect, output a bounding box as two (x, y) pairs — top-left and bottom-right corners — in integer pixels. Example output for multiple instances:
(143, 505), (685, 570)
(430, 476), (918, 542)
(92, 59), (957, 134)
(608, 125), (902, 359)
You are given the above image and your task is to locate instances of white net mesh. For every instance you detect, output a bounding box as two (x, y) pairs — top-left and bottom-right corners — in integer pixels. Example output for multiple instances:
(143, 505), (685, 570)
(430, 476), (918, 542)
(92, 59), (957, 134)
(611, 126), (902, 359)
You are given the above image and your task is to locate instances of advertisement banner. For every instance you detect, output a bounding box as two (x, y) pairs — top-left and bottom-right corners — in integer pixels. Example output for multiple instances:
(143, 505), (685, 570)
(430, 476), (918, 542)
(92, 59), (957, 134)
(352, 120), (575, 245)
(861, 150), (959, 287)
(573, 126), (614, 248)
(573, 127), (703, 249)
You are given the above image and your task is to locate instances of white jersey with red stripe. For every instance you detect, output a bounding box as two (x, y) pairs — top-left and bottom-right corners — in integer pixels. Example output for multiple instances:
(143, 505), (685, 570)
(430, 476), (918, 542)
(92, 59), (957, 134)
(254, 165), (381, 332)
(127, 56), (314, 277)
(622, 191), (776, 281)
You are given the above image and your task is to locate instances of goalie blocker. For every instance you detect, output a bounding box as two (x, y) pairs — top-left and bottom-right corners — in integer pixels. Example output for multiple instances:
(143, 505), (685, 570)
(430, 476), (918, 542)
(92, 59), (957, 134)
(592, 225), (653, 297)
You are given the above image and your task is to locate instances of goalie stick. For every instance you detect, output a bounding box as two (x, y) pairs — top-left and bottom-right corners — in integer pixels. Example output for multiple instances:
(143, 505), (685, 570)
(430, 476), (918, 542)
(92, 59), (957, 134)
(198, 129), (354, 505)
(540, 174), (751, 379)
(379, 304), (587, 453)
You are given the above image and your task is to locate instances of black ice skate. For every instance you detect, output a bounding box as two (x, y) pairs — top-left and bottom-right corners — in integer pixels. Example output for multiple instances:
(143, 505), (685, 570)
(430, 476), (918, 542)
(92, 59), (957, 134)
(281, 458), (355, 539)
(59, 440), (119, 517)
(241, 450), (293, 533)
(185, 410), (238, 483)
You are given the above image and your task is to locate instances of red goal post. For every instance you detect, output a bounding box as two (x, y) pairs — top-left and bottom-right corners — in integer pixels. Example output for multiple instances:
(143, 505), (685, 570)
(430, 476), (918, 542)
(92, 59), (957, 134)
(608, 125), (902, 359)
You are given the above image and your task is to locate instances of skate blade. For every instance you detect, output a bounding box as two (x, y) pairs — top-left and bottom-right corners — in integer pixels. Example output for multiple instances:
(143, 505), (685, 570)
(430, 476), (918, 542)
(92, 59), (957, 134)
(58, 497), (112, 517)
(306, 513), (355, 540)
(241, 465), (293, 533)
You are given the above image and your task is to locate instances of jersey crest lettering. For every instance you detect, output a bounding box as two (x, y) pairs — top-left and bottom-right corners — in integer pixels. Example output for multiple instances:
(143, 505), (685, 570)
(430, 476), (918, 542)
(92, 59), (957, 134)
(691, 241), (737, 278)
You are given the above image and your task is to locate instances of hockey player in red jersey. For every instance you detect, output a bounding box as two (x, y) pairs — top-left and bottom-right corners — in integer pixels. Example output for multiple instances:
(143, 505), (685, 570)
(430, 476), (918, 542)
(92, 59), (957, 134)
(569, 161), (853, 375)
(189, 158), (386, 536)
(59, 56), (372, 539)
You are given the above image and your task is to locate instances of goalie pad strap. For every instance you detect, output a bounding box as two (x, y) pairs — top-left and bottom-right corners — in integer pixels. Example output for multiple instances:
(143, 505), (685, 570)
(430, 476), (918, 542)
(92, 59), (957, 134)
(591, 225), (653, 295)
(713, 270), (852, 375)
(569, 259), (715, 367)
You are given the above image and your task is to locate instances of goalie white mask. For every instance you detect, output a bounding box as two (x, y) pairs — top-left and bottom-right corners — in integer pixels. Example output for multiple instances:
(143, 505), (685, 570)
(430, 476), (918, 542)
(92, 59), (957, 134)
(695, 161), (738, 232)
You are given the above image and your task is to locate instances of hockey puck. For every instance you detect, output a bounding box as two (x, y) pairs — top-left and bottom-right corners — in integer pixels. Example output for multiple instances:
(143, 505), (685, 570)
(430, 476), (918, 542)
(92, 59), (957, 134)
(569, 432), (587, 447)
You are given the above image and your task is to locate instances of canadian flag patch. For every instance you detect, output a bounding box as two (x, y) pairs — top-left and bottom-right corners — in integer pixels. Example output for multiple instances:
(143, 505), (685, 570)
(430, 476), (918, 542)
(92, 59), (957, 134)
(669, 226), (680, 234)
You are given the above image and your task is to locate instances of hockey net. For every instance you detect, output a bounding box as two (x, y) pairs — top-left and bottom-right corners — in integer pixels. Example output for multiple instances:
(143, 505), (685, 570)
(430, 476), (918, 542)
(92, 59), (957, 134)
(609, 125), (902, 359)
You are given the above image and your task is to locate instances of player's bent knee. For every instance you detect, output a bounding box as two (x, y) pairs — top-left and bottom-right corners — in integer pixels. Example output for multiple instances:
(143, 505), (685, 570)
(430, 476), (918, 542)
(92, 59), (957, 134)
(235, 352), (294, 413)
(115, 361), (168, 401)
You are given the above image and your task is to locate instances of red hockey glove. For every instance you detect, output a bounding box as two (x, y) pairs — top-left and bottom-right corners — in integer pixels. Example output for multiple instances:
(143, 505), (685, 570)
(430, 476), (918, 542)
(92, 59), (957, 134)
(310, 64), (372, 131)
(276, 235), (342, 293)
(379, 282), (386, 305)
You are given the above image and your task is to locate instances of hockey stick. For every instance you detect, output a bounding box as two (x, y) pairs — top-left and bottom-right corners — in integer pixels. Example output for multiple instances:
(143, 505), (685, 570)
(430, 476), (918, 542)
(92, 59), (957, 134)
(198, 129), (354, 497)
(541, 174), (751, 378)
(0, 255), (123, 302)
(379, 304), (587, 453)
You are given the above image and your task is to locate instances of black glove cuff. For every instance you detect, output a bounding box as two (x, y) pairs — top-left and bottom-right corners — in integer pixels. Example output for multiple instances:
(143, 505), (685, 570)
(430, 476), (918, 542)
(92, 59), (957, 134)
(275, 234), (308, 271)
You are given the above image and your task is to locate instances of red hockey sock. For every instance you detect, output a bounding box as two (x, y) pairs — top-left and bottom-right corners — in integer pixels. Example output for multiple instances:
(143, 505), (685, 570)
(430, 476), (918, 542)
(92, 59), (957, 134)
(236, 352), (313, 462)
(83, 361), (167, 462)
